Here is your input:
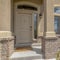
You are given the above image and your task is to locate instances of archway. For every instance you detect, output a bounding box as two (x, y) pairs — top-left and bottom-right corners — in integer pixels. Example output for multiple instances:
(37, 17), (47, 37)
(13, 1), (40, 47)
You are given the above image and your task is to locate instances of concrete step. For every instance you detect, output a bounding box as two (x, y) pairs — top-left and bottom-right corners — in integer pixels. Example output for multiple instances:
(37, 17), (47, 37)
(31, 43), (42, 54)
(15, 42), (32, 48)
(32, 43), (41, 46)
(10, 51), (43, 60)
(15, 43), (41, 48)
(10, 43), (43, 60)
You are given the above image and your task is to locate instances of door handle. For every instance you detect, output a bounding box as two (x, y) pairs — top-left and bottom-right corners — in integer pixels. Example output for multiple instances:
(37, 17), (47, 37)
(30, 26), (32, 31)
(30, 26), (32, 28)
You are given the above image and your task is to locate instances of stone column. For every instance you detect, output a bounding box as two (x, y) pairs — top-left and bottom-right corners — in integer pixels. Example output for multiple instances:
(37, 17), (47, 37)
(42, 0), (58, 59)
(0, 37), (14, 60)
(0, 0), (14, 60)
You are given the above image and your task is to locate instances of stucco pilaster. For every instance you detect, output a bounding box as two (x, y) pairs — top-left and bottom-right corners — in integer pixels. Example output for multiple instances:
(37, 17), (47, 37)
(0, 0), (13, 37)
(44, 0), (56, 38)
(0, 1), (14, 60)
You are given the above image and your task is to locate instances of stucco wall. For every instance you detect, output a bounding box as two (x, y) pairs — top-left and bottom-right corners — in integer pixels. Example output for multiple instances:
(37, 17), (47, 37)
(14, 0), (42, 5)
(54, 0), (60, 5)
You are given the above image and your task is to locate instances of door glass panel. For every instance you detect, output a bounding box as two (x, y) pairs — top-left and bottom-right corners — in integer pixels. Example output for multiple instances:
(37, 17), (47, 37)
(34, 14), (37, 39)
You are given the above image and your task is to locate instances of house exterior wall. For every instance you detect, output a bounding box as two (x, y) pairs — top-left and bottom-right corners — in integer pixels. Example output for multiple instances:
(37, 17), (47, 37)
(0, 0), (43, 60)
(14, 0), (42, 5)
(0, 0), (13, 38)
(0, 0), (60, 60)
(0, 0), (11, 31)
(54, 0), (60, 5)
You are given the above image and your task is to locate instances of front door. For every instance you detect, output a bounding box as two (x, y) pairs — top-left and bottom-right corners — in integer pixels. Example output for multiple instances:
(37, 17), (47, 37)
(14, 10), (33, 45)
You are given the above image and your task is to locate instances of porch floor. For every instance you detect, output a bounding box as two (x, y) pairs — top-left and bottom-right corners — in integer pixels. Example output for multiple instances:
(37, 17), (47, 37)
(15, 47), (32, 52)
(9, 43), (56, 60)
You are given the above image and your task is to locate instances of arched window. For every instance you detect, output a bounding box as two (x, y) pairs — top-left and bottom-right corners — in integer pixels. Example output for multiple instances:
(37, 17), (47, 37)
(17, 5), (37, 11)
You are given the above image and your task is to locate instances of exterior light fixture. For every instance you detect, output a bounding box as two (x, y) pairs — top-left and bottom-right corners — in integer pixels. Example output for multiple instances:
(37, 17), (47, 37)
(39, 13), (42, 16)
(39, 13), (42, 18)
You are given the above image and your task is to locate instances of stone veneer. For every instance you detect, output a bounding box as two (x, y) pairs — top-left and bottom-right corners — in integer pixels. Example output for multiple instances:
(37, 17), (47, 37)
(42, 35), (60, 59)
(0, 37), (14, 60)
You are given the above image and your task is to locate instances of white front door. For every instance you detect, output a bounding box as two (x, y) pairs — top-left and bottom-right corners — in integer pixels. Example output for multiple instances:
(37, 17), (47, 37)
(14, 10), (33, 45)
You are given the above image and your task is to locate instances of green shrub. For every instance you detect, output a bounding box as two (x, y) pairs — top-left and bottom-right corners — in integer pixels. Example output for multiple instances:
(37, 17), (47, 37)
(56, 51), (60, 60)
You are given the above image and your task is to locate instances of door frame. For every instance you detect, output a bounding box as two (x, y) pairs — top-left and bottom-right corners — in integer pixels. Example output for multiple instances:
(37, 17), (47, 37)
(14, 2), (40, 43)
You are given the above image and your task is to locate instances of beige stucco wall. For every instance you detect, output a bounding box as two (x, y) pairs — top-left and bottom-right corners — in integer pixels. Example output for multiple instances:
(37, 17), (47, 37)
(0, 0), (11, 31)
(54, 0), (60, 5)
(0, 0), (13, 37)
(14, 0), (42, 5)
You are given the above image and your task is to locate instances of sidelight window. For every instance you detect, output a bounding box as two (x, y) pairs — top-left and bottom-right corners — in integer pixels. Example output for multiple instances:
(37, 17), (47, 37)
(34, 14), (37, 39)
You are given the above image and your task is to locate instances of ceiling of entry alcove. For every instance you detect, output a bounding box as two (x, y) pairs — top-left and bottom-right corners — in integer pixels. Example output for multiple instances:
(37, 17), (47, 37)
(14, 0), (43, 5)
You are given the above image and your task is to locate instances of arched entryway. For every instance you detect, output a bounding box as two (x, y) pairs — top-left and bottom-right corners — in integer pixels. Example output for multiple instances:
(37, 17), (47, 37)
(14, 2), (40, 47)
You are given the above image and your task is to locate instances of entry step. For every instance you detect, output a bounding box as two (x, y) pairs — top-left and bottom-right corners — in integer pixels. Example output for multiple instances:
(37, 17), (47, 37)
(15, 43), (32, 48)
(15, 43), (41, 48)
(10, 51), (43, 60)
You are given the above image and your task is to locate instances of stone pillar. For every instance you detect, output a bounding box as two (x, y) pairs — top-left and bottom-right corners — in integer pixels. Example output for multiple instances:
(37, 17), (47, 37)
(0, 37), (14, 60)
(42, 0), (58, 59)
(0, 0), (14, 60)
